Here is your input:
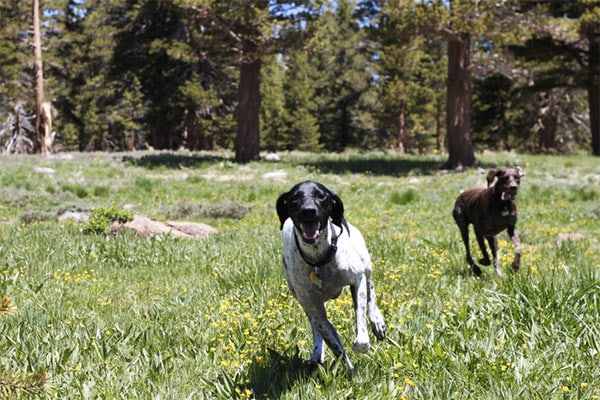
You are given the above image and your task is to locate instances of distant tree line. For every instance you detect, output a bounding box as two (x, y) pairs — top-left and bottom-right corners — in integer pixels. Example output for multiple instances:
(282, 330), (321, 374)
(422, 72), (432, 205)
(0, 0), (598, 166)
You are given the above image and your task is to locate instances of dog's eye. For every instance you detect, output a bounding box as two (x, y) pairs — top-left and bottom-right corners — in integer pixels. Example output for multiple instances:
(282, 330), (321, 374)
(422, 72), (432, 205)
(316, 192), (326, 200)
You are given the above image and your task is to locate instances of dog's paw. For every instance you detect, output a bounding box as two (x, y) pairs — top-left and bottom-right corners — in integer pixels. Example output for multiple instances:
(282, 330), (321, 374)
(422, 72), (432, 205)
(479, 257), (491, 266)
(309, 349), (325, 366)
(371, 320), (386, 341)
(308, 355), (325, 366)
(472, 265), (483, 277)
(352, 339), (370, 353)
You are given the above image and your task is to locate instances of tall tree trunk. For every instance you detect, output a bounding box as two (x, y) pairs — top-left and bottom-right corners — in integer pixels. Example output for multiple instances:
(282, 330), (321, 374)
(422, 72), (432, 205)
(396, 102), (406, 153)
(444, 33), (476, 170)
(129, 129), (137, 151)
(33, 0), (50, 154)
(235, 41), (261, 164)
(13, 104), (24, 154)
(184, 110), (214, 151)
(436, 95), (444, 154)
(588, 32), (600, 156)
(539, 92), (558, 152)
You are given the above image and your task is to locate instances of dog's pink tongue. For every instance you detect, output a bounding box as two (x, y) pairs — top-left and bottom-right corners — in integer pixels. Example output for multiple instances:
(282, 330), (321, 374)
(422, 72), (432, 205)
(301, 222), (321, 240)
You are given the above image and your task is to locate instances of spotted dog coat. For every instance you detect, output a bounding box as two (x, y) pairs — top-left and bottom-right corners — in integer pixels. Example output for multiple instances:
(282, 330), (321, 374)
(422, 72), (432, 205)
(453, 167), (525, 277)
(276, 181), (386, 373)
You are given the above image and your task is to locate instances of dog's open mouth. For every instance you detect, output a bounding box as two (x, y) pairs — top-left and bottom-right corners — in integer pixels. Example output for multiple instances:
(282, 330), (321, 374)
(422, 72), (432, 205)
(501, 191), (517, 201)
(300, 221), (321, 241)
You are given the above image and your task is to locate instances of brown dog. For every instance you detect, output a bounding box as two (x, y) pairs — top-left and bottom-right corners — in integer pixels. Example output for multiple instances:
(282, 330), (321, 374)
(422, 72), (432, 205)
(453, 167), (525, 277)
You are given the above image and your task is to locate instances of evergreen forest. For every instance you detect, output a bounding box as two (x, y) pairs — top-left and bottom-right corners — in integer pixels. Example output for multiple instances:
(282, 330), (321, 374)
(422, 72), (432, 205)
(0, 0), (598, 164)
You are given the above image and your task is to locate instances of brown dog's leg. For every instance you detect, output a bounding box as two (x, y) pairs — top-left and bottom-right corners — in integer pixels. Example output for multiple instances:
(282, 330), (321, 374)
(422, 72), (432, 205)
(457, 222), (481, 276)
(476, 232), (491, 266)
(487, 235), (503, 277)
(453, 203), (482, 276)
(508, 227), (522, 271)
(462, 228), (482, 276)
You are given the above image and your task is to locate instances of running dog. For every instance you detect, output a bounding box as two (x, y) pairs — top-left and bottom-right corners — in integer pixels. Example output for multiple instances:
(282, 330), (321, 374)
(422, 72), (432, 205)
(453, 167), (525, 277)
(276, 181), (386, 373)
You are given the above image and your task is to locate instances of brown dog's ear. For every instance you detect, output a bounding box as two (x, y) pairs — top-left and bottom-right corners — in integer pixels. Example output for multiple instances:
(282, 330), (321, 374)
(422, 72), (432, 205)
(486, 169), (503, 187)
(330, 193), (349, 232)
(276, 192), (289, 230)
(515, 166), (525, 177)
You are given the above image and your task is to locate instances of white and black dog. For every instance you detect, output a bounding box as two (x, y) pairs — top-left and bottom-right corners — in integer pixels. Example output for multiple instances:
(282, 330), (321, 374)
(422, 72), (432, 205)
(276, 181), (386, 372)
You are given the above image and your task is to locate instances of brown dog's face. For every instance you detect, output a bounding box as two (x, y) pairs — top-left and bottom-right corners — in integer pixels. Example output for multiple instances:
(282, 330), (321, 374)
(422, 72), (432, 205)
(487, 167), (525, 201)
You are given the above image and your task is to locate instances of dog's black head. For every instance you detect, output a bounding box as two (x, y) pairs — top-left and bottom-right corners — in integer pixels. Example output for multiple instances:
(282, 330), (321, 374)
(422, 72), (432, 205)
(487, 167), (525, 202)
(276, 181), (347, 242)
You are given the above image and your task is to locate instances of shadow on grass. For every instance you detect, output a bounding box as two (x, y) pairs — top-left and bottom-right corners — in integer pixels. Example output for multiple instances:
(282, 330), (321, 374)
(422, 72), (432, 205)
(244, 347), (316, 399)
(298, 156), (444, 177)
(120, 151), (512, 175)
(122, 152), (230, 169)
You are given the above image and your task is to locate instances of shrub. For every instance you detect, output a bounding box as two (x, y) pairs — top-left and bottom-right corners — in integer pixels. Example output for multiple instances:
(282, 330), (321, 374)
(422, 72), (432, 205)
(86, 206), (134, 235)
(61, 184), (89, 198)
(389, 188), (419, 205)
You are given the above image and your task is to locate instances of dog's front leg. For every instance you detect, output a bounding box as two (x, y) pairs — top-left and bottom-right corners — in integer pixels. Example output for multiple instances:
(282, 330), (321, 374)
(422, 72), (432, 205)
(366, 279), (386, 340)
(508, 227), (521, 271)
(350, 276), (370, 353)
(308, 316), (325, 365)
(309, 315), (354, 372)
(454, 214), (482, 276)
(487, 235), (503, 278)
(476, 232), (491, 266)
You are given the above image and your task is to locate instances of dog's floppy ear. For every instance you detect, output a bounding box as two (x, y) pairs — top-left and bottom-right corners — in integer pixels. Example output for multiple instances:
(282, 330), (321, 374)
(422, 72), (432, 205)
(276, 192), (290, 230)
(330, 192), (349, 232)
(515, 166), (525, 178)
(486, 169), (503, 187)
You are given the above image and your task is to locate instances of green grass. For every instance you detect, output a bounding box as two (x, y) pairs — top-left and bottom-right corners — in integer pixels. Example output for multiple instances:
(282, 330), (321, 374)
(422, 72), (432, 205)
(0, 151), (599, 399)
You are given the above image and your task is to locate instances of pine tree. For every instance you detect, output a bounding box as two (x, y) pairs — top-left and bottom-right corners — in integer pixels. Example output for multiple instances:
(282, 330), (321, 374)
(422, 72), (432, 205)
(111, 0), (192, 150)
(0, 0), (35, 152)
(232, 1), (269, 163)
(508, 0), (599, 155)
(173, 1), (323, 161)
(33, 0), (50, 153)
(368, 0), (446, 153)
(308, 0), (378, 152)
(0, 0), (30, 113)
(260, 55), (289, 151)
(46, 0), (89, 149)
(580, 2), (600, 155)
(47, 0), (142, 151)
(283, 49), (322, 151)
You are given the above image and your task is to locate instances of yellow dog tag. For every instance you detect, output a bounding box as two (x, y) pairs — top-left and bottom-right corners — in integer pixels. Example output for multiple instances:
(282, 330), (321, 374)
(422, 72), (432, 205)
(309, 271), (322, 288)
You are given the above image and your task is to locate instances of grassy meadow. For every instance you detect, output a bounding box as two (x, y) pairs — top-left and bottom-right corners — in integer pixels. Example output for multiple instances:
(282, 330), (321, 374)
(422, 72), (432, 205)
(0, 151), (599, 399)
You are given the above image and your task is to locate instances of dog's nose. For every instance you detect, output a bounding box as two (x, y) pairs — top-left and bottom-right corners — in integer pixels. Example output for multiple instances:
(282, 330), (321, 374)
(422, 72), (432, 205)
(301, 207), (317, 218)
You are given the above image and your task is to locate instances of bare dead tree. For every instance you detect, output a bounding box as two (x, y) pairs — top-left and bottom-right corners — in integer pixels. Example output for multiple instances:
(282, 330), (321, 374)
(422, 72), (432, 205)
(33, 0), (53, 154)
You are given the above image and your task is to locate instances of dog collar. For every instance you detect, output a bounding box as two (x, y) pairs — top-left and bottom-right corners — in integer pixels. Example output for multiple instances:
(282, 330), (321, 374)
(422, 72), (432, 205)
(293, 221), (341, 278)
